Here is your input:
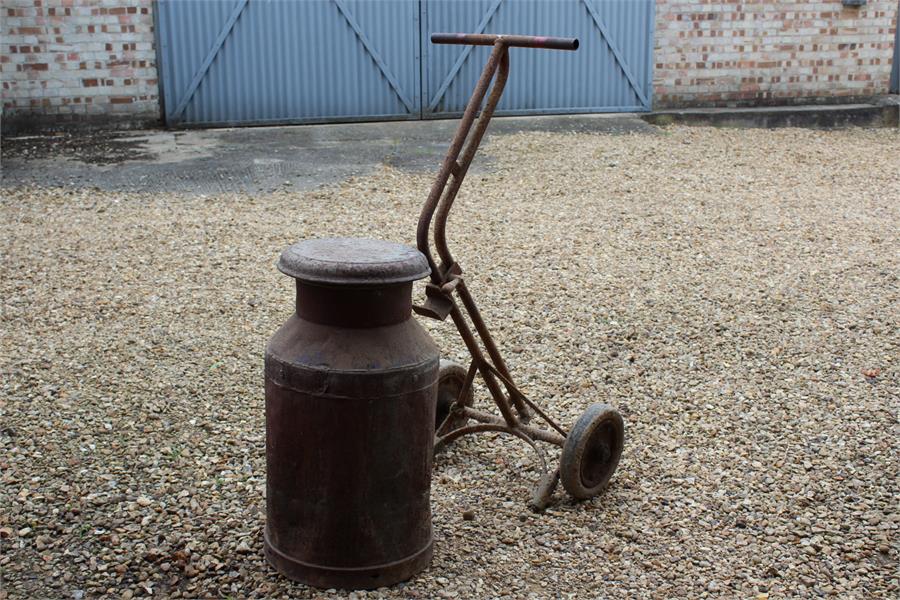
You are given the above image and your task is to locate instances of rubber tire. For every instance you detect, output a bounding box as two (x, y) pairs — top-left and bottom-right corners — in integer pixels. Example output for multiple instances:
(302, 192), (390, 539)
(560, 403), (624, 500)
(435, 359), (474, 432)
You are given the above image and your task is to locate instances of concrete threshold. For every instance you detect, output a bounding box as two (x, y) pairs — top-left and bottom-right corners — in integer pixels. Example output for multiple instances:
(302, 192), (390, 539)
(643, 96), (900, 129)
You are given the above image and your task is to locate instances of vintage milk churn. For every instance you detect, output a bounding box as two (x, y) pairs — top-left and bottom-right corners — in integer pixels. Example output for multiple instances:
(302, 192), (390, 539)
(264, 237), (439, 590)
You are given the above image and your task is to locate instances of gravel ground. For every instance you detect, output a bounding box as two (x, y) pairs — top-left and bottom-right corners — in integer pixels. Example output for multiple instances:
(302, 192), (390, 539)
(1, 125), (898, 599)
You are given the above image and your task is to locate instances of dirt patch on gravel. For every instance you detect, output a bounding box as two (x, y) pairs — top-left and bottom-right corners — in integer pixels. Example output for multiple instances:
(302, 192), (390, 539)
(1, 131), (154, 165)
(1, 126), (898, 599)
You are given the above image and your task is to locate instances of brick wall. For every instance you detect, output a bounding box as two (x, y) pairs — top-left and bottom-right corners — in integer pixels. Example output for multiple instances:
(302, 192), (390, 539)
(654, 0), (899, 107)
(1, 0), (158, 132)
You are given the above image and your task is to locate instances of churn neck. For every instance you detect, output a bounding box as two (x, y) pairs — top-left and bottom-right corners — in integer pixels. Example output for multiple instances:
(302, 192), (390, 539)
(292, 281), (412, 327)
(277, 238), (431, 329)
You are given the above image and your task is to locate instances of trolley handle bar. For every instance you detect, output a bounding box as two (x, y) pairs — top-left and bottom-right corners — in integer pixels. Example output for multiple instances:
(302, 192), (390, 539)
(431, 33), (579, 51)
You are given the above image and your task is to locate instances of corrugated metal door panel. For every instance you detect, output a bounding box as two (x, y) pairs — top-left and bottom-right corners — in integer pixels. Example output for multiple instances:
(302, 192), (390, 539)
(156, 0), (234, 124)
(423, 0), (654, 116)
(156, 0), (421, 127)
(891, 2), (898, 94)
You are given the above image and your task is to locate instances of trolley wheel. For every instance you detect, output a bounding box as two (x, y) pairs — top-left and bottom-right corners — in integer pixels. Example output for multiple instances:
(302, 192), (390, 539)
(435, 359), (473, 432)
(560, 403), (624, 500)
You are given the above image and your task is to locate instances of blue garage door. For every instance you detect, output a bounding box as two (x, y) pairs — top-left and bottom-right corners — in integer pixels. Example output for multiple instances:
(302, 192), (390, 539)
(155, 0), (654, 127)
(891, 5), (899, 94)
(423, 0), (654, 116)
(156, 0), (422, 127)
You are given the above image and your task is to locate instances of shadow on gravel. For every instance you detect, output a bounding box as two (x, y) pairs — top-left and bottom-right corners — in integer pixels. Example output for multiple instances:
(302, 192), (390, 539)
(0, 115), (656, 194)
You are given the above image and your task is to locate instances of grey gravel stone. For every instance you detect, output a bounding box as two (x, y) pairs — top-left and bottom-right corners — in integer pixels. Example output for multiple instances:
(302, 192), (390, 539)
(1, 125), (897, 599)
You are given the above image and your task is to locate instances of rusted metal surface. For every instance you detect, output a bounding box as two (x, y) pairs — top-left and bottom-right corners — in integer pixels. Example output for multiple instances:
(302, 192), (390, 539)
(265, 238), (438, 589)
(430, 32), (579, 50)
(457, 407), (566, 446)
(416, 34), (624, 511)
(278, 237), (431, 286)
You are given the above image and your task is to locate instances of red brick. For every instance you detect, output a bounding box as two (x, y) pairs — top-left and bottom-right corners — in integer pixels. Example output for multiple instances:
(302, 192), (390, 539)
(655, 0), (897, 107)
(110, 96), (133, 104)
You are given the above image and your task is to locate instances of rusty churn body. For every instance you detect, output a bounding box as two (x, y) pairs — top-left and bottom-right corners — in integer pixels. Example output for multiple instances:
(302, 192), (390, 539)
(264, 237), (439, 590)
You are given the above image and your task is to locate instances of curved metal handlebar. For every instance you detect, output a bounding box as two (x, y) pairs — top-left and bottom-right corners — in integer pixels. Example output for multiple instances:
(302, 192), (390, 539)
(418, 33), (578, 284)
(431, 33), (579, 51)
(416, 33), (579, 430)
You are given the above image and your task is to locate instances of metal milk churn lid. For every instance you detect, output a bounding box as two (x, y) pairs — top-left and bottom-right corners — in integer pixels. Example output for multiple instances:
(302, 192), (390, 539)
(264, 237), (439, 590)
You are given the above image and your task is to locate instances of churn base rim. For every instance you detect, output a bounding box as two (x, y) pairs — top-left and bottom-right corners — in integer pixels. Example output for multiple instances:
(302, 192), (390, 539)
(264, 527), (433, 590)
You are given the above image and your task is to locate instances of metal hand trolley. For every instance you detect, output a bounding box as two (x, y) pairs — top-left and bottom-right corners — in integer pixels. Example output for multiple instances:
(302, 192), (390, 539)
(415, 33), (625, 510)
